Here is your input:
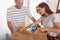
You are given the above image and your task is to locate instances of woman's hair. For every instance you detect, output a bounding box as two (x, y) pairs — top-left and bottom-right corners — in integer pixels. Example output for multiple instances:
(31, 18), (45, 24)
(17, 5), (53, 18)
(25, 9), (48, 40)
(36, 2), (53, 14)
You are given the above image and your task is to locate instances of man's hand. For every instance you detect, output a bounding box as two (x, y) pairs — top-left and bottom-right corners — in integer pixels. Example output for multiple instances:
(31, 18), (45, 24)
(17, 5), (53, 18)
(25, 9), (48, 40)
(20, 27), (27, 31)
(17, 27), (27, 32)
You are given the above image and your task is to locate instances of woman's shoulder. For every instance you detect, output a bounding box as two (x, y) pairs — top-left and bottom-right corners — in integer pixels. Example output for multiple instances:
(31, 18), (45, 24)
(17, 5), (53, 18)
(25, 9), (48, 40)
(51, 13), (60, 23)
(52, 13), (60, 18)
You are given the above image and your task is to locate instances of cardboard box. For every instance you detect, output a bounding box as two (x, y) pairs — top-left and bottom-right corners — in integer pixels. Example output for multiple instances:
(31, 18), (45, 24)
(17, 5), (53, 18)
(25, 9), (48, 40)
(11, 30), (47, 40)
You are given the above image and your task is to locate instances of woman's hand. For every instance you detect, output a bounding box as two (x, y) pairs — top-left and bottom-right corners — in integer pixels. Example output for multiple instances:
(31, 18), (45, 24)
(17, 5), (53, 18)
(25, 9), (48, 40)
(39, 28), (48, 32)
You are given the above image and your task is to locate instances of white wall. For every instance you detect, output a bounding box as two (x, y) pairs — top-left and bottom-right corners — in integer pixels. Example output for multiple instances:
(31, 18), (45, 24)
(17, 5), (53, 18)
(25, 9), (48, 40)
(30, 0), (46, 19)
(46, 0), (58, 12)
(0, 0), (14, 40)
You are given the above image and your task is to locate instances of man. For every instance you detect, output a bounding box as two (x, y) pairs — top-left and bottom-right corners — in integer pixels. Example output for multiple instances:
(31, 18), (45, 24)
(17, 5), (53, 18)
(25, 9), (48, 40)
(7, 0), (36, 33)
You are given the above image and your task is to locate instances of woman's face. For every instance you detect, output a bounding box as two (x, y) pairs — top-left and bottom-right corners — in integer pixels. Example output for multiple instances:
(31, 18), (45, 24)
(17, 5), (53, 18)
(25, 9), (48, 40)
(36, 7), (46, 16)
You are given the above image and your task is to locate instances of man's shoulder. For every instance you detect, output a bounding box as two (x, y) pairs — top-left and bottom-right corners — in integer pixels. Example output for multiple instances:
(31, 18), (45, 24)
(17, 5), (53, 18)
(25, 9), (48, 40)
(7, 6), (15, 10)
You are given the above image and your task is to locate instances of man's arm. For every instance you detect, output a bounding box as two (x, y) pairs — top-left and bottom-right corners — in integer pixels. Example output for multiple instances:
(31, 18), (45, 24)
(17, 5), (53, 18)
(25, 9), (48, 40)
(7, 8), (14, 33)
(24, 17), (41, 29)
(30, 17), (41, 26)
(7, 21), (14, 33)
(24, 17), (36, 29)
(25, 23), (33, 29)
(30, 17), (36, 22)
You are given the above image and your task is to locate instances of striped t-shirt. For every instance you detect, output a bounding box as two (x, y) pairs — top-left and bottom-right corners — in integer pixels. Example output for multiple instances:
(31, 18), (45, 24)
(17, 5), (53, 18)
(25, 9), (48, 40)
(7, 6), (32, 31)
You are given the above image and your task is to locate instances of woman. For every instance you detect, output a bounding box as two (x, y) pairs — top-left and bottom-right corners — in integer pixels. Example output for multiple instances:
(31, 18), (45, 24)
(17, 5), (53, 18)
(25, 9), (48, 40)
(36, 2), (60, 40)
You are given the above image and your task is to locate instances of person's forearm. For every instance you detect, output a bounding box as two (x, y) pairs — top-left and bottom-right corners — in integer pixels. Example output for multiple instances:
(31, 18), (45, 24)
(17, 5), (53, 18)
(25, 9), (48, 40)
(31, 17), (36, 22)
(31, 17), (41, 26)
(25, 23), (33, 29)
(7, 21), (14, 33)
(25, 20), (41, 29)
(46, 28), (60, 33)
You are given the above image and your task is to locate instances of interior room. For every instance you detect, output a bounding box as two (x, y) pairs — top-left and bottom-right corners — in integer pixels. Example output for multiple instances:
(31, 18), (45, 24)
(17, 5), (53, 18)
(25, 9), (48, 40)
(0, 0), (60, 40)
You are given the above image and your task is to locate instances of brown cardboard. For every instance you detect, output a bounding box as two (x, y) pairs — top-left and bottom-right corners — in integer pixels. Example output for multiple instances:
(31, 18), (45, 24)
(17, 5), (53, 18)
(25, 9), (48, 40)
(11, 30), (47, 40)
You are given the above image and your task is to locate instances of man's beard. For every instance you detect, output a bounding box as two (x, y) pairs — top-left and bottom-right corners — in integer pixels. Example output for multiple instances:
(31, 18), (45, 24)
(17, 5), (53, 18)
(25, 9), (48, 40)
(41, 14), (45, 16)
(15, 5), (22, 9)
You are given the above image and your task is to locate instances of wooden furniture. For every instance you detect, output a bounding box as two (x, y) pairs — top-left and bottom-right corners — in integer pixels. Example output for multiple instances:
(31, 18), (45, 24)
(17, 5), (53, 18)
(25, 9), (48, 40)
(11, 30), (47, 40)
